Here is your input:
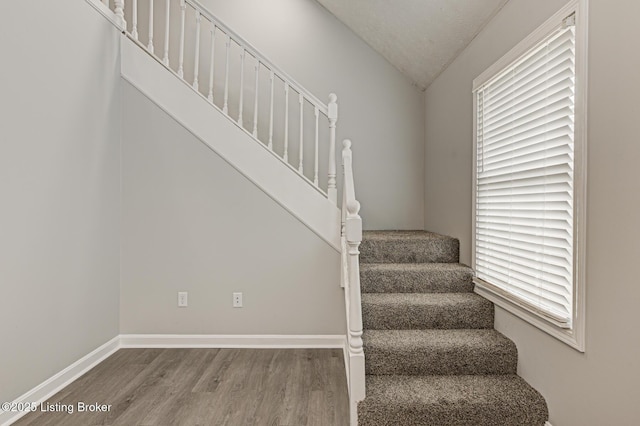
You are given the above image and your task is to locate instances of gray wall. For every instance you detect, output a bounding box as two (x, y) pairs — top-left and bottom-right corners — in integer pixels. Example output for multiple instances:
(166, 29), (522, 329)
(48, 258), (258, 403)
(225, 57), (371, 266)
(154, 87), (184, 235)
(127, 0), (426, 230)
(424, 0), (640, 424)
(121, 81), (345, 335)
(0, 1), (121, 402)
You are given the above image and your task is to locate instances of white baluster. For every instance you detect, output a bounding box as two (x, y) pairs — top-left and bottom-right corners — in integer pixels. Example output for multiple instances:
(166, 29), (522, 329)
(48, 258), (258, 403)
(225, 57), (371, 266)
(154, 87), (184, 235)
(162, 0), (170, 65)
(327, 93), (338, 203)
(147, 0), (154, 53)
(102, 0), (109, 6)
(193, 11), (201, 91)
(114, 0), (126, 30)
(268, 71), (274, 150)
(252, 61), (259, 138)
(177, 0), (186, 78)
(223, 35), (230, 114)
(238, 49), (245, 126)
(298, 94), (304, 173)
(283, 83), (289, 162)
(314, 106), (319, 186)
(131, 0), (138, 40)
(207, 27), (216, 102)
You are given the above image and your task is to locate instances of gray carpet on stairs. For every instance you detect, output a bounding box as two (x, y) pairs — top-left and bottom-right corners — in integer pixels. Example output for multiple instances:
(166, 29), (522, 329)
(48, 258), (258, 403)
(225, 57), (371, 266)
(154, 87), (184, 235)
(362, 293), (494, 329)
(359, 231), (459, 264)
(360, 263), (474, 293)
(357, 230), (548, 426)
(359, 375), (548, 426)
(363, 329), (517, 375)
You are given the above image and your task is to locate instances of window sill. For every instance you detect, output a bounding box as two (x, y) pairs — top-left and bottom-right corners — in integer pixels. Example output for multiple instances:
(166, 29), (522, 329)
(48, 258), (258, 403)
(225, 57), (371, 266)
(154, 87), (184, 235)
(474, 279), (585, 352)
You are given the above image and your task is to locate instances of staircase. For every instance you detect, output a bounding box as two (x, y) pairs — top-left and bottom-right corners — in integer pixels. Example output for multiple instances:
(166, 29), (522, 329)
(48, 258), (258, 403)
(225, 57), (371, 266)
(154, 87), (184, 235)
(93, 0), (366, 421)
(356, 231), (549, 425)
(89, 3), (548, 424)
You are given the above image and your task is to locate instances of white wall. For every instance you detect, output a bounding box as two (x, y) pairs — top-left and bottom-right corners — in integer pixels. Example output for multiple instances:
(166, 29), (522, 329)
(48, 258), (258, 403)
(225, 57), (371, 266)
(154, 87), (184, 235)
(120, 81), (345, 335)
(424, 0), (640, 424)
(0, 0), (121, 403)
(127, 0), (425, 230)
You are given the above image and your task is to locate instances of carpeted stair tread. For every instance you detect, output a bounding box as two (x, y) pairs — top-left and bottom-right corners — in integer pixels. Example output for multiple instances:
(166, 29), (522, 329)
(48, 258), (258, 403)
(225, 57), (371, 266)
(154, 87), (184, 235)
(360, 230), (459, 264)
(360, 263), (474, 293)
(362, 293), (494, 330)
(363, 329), (517, 375)
(362, 230), (454, 241)
(358, 374), (548, 426)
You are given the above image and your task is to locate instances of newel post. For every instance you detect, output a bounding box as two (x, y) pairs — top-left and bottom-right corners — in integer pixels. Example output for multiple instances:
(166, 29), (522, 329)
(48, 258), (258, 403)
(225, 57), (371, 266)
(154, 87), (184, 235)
(114, 0), (126, 30)
(347, 210), (363, 360)
(344, 141), (363, 361)
(327, 94), (338, 204)
(341, 139), (366, 422)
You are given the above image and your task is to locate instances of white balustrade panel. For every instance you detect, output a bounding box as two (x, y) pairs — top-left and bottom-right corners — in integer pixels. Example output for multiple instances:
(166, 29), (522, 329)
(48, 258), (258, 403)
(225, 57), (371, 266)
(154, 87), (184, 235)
(114, 0), (338, 199)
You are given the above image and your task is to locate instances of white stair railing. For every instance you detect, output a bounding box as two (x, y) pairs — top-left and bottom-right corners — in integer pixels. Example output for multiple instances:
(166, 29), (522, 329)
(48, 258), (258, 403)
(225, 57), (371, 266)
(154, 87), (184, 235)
(340, 140), (365, 425)
(110, 0), (338, 202)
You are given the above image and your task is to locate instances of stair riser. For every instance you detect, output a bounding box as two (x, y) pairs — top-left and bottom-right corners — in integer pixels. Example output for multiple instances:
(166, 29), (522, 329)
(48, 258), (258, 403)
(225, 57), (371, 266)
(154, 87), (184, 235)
(364, 347), (517, 376)
(360, 239), (459, 264)
(358, 375), (548, 426)
(360, 268), (474, 293)
(357, 407), (546, 426)
(362, 302), (494, 330)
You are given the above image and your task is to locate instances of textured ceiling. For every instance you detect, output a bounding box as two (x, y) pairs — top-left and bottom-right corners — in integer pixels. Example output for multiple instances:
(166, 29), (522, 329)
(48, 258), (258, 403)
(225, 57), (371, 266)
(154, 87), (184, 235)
(316, 0), (509, 90)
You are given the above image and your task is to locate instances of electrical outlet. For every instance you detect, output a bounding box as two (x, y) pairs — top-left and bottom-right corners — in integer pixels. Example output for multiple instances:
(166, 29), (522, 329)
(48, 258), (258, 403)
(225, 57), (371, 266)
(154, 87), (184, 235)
(178, 291), (188, 307)
(233, 292), (243, 308)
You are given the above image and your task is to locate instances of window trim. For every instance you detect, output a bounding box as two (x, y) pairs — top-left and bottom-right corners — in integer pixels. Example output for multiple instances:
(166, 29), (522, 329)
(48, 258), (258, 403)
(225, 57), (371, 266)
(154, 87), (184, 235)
(471, 0), (588, 352)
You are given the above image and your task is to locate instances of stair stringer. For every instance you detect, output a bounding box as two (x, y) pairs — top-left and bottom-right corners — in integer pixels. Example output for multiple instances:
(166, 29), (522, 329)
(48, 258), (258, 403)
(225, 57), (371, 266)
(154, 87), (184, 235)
(120, 34), (341, 251)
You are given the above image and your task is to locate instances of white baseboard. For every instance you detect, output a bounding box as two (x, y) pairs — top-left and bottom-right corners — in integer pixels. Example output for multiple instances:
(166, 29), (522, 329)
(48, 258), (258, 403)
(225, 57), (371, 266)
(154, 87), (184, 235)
(0, 336), (120, 426)
(546, 422), (553, 426)
(119, 334), (346, 348)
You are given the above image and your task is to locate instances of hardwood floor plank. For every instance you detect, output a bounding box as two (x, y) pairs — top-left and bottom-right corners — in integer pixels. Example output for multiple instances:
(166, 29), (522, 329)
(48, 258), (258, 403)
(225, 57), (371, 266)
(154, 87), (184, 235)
(170, 392), (220, 426)
(329, 353), (350, 426)
(250, 349), (292, 425)
(214, 349), (270, 425)
(191, 348), (237, 393)
(307, 390), (330, 426)
(13, 348), (349, 426)
(140, 349), (219, 425)
(280, 349), (313, 426)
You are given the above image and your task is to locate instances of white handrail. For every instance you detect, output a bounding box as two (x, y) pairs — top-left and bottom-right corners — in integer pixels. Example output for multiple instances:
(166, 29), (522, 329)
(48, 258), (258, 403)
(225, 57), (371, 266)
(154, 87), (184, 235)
(341, 139), (365, 425)
(111, 0), (338, 203)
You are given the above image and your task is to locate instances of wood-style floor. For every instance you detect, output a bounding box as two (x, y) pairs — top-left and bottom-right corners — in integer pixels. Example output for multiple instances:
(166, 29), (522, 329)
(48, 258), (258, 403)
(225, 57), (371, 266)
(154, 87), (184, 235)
(14, 348), (349, 426)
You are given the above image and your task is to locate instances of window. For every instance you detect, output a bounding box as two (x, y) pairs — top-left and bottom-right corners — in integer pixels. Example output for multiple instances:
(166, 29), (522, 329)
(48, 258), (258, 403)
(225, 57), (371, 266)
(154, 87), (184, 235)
(472, 1), (587, 351)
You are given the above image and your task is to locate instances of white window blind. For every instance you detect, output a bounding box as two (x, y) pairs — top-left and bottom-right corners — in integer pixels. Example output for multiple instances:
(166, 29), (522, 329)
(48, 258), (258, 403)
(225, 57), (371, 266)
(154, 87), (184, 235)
(474, 17), (576, 327)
